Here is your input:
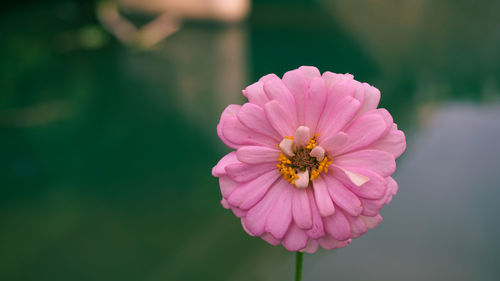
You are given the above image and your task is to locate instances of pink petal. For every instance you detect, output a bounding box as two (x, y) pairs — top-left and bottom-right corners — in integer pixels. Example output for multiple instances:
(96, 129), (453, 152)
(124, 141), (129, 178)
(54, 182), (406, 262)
(282, 223), (308, 251)
(265, 180), (293, 239)
(237, 103), (281, 141)
(324, 175), (363, 216)
(306, 188), (325, 239)
(264, 100), (296, 137)
(322, 72), (354, 92)
(367, 124), (406, 158)
(212, 152), (239, 177)
(319, 132), (348, 154)
(236, 146), (280, 164)
(388, 176), (398, 196)
(325, 76), (357, 110)
(334, 149), (396, 177)
(299, 66), (321, 81)
(227, 169), (280, 209)
(218, 105), (276, 148)
(345, 213), (367, 238)
(364, 108), (393, 134)
(225, 162), (276, 182)
(244, 179), (285, 236)
(292, 188), (313, 229)
(221, 198), (230, 209)
(242, 81), (269, 107)
(282, 69), (308, 125)
(304, 77), (327, 133)
(318, 96), (361, 142)
(219, 176), (238, 199)
(312, 177), (336, 217)
(263, 79), (298, 127)
(333, 166), (388, 199)
(301, 239), (319, 253)
(232, 206), (247, 218)
(335, 114), (387, 154)
(358, 83), (380, 115)
(359, 181), (392, 216)
(259, 73), (279, 83)
(323, 208), (351, 240)
(319, 235), (351, 250)
(262, 232), (281, 246)
(361, 214), (383, 229)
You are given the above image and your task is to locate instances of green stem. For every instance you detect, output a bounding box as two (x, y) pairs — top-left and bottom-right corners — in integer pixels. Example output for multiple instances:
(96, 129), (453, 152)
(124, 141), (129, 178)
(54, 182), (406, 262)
(295, 251), (303, 281)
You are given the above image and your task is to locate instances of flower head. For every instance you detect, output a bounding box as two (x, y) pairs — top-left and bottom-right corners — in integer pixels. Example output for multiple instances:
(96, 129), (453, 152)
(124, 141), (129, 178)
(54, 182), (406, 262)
(212, 66), (406, 253)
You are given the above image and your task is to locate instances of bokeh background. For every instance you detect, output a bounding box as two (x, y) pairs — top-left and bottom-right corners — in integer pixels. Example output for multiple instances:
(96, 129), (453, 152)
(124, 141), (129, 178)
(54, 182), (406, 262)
(2, 0), (500, 280)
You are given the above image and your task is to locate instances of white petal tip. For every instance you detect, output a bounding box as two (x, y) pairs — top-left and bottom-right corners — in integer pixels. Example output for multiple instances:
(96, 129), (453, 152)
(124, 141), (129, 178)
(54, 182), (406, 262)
(344, 169), (370, 186)
(295, 169), (309, 189)
(294, 126), (310, 147)
(279, 138), (295, 157)
(310, 146), (325, 161)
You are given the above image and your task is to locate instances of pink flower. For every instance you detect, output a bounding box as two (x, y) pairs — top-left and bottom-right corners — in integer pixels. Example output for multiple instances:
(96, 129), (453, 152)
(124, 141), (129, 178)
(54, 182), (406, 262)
(212, 66), (406, 253)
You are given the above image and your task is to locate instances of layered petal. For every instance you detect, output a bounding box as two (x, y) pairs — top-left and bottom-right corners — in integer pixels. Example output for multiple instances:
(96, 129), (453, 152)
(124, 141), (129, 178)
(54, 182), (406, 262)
(334, 149), (396, 177)
(335, 113), (387, 154)
(227, 169), (280, 210)
(312, 177), (335, 217)
(324, 174), (362, 216)
(236, 146), (280, 164)
(292, 188), (313, 229)
(264, 100), (296, 137)
(265, 180), (293, 239)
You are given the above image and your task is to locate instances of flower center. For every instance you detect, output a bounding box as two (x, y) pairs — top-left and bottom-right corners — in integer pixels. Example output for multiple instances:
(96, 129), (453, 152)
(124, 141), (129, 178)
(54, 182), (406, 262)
(276, 132), (332, 188)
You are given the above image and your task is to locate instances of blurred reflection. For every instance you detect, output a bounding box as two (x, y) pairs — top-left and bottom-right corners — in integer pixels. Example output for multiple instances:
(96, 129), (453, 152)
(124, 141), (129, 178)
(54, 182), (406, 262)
(98, 0), (249, 47)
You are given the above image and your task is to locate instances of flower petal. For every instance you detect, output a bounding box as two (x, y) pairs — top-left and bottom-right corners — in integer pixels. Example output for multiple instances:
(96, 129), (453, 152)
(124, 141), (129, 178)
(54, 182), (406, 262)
(225, 162), (276, 182)
(218, 105), (276, 149)
(219, 176), (238, 199)
(312, 177), (336, 217)
(237, 103), (281, 141)
(236, 146), (280, 164)
(244, 179), (285, 236)
(318, 96), (361, 142)
(305, 77), (327, 133)
(334, 149), (396, 177)
(319, 132), (348, 154)
(323, 208), (351, 240)
(227, 169), (280, 209)
(282, 223), (308, 251)
(261, 232), (281, 246)
(319, 235), (351, 250)
(333, 166), (388, 199)
(292, 188), (312, 229)
(322, 72), (354, 93)
(299, 66), (321, 81)
(306, 188), (325, 238)
(361, 214), (383, 229)
(282, 69), (308, 125)
(263, 79), (298, 127)
(367, 124), (406, 158)
(324, 175), (362, 216)
(265, 180), (293, 239)
(335, 114), (387, 154)
(242, 81), (269, 107)
(345, 213), (367, 238)
(301, 239), (319, 253)
(358, 83), (380, 115)
(264, 100), (296, 137)
(212, 151), (238, 177)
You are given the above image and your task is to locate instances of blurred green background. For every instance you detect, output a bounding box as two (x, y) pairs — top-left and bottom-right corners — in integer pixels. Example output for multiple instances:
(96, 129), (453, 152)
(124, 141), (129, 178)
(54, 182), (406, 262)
(1, 0), (500, 280)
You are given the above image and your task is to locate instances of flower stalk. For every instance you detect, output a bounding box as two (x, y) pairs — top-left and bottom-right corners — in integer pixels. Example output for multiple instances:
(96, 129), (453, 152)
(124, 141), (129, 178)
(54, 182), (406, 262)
(295, 252), (303, 281)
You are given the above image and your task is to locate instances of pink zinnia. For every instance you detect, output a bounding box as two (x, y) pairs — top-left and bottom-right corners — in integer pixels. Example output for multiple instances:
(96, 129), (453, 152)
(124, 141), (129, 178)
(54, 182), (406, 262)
(212, 66), (406, 253)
